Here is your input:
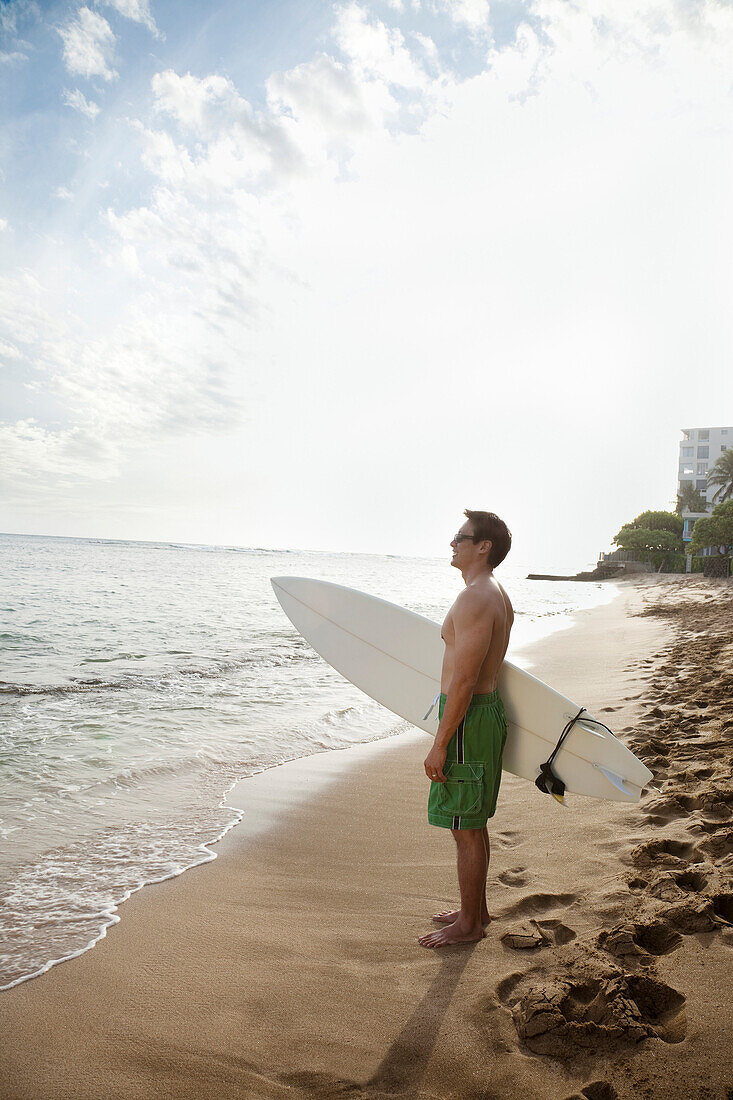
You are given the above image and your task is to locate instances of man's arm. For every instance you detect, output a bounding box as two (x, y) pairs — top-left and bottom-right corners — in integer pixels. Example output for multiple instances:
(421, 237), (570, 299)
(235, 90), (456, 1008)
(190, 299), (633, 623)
(423, 591), (495, 782)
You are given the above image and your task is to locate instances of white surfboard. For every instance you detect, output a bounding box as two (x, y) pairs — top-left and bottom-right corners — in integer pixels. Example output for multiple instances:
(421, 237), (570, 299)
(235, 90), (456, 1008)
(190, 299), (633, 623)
(271, 577), (653, 803)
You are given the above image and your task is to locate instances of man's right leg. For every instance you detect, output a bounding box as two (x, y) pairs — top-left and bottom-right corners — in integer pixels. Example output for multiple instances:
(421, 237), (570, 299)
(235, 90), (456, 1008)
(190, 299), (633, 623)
(432, 825), (491, 926)
(419, 828), (487, 947)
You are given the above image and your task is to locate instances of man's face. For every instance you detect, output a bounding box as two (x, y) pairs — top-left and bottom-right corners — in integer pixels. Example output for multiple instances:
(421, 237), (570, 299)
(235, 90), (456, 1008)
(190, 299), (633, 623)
(450, 521), (477, 569)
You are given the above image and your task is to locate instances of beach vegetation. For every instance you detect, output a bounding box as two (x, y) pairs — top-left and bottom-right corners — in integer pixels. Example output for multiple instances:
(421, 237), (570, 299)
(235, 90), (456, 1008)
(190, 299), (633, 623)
(676, 483), (708, 514)
(613, 511), (684, 571)
(616, 511), (684, 538)
(707, 450), (733, 504)
(690, 500), (733, 556)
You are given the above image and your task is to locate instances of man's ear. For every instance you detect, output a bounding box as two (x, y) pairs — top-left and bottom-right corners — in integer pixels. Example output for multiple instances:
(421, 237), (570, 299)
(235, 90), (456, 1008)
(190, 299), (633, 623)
(480, 539), (493, 559)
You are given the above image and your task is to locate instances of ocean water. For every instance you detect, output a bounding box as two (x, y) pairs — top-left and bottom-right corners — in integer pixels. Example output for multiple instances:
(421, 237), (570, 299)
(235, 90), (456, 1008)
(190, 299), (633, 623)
(0, 534), (616, 989)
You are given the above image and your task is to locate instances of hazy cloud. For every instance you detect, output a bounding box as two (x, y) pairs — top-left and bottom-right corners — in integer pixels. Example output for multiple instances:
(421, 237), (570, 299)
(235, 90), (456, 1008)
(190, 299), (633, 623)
(0, 420), (119, 494)
(334, 2), (431, 90)
(58, 7), (117, 81)
(99, 0), (160, 37)
(0, 338), (22, 360)
(63, 87), (101, 118)
(435, 0), (492, 37)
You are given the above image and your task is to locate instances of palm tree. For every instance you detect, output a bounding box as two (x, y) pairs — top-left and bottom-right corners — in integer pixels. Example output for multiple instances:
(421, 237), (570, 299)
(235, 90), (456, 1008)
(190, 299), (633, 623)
(676, 481), (707, 514)
(708, 449), (733, 503)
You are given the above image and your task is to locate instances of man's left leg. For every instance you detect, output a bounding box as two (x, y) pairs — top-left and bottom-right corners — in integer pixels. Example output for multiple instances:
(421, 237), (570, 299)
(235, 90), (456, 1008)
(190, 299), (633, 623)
(432, 825), (492, 926)
(418, 828), (487, 948)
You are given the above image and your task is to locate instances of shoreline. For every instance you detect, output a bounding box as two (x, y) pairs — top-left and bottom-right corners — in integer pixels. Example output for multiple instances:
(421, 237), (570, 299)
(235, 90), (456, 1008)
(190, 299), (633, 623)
(3, 577), (731, 1099)
(1, 577), (618, 994)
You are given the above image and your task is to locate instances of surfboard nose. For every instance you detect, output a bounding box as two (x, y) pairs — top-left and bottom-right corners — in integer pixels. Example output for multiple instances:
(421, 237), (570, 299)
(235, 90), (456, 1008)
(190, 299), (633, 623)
(271, 576), (295, 592)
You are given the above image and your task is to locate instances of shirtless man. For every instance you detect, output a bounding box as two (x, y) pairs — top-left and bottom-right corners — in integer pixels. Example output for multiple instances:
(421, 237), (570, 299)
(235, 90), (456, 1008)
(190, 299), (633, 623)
(419, 510), (513, 949)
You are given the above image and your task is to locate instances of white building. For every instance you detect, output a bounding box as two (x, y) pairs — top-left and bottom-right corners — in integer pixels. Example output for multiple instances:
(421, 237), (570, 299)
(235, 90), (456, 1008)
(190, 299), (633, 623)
(678, 425), (732, 544)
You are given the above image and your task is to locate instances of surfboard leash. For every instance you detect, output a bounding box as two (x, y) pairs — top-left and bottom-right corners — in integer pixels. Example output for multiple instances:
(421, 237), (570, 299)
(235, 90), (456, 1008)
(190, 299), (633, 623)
(534, 706), (587, 803)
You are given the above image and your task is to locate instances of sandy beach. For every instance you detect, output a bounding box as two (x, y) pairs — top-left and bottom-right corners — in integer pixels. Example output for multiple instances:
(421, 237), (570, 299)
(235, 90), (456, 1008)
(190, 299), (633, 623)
(2, 576), (732, 1100)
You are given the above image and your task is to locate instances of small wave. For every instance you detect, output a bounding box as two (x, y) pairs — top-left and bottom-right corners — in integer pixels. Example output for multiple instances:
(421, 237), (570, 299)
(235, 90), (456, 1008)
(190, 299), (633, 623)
(0, 648), (321, 697)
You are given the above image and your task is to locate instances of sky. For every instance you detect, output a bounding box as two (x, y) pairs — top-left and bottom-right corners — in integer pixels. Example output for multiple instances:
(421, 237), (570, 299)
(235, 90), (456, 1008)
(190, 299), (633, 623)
(1, 0), (732, 570)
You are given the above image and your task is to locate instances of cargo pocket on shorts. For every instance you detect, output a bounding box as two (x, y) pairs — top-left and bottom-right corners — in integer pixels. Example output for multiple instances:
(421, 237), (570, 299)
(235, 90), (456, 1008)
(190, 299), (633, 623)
(435, 762), (484, 817)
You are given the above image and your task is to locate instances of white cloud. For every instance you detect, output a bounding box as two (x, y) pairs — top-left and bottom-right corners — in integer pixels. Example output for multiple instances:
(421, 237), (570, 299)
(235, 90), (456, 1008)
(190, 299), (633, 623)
(63, 87), (100, 118)
(266, 53), (394, 174)
(138, 8), (447, 200)
(436, 0), (492, 37)
(0, 219), (8, 232)
(0, 255), (245, 502)
(54, 187), (74, 200)
(0, 338), (22, 360)
(0, 420), (119, 494)
(334, 2), (430, 89)
(411, 31), (438, 59)
(98, 0), (159, 37)
(146, 70), (303, 191)
(58, 7), (117, 81)
(0, 50), (29, 63)
(267, 54), (375, 137)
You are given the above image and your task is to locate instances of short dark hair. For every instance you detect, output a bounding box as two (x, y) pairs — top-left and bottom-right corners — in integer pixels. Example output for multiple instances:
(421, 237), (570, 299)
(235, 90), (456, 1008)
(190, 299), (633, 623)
(463, 509), (512, 568)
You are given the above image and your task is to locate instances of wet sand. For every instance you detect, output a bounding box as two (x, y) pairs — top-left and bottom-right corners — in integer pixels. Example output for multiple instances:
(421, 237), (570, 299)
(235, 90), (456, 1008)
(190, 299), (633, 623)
(1, 576), (732, 1099)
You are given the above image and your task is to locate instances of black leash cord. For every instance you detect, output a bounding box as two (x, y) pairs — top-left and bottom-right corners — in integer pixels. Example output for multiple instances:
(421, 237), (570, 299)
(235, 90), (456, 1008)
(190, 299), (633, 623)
(535, 706), (586, 797)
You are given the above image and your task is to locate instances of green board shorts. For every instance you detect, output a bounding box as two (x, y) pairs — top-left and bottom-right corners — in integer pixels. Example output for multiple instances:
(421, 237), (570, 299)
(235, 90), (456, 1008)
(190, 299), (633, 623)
(427, 691), (508, 830)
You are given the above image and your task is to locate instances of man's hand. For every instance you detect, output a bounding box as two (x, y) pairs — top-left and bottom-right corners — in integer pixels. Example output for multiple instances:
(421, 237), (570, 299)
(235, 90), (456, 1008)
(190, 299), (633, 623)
(424, 743), (448, 783)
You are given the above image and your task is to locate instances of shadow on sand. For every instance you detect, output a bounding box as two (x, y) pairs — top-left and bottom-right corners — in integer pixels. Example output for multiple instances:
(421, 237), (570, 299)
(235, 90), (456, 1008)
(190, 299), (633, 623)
(364, 944), (478, 1095)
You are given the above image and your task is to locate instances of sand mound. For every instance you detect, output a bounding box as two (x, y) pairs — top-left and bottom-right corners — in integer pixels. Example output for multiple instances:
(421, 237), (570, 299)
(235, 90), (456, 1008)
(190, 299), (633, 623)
(509, 960), (686, 1058)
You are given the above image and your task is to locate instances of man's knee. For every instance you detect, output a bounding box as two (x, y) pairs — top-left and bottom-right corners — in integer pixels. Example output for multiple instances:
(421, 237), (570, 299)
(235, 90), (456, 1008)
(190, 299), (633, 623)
(451, 827), (484, 844)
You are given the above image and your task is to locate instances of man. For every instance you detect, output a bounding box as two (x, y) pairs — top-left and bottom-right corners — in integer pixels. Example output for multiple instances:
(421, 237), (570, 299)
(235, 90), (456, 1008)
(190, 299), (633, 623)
(419, 509), (513, 949)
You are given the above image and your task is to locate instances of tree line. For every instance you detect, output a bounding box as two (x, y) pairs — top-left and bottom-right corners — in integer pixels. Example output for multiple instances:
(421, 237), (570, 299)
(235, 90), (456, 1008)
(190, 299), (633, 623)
(612, 450), (733, 570)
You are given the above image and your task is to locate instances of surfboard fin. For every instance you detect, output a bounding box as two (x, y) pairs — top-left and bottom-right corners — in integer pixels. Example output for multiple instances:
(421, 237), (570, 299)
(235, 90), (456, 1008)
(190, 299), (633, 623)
(594, 764), (636, 796)
(551, 792), (567, 806)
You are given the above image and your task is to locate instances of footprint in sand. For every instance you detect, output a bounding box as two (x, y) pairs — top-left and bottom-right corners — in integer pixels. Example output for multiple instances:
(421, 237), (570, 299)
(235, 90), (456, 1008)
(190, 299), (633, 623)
(642, 864), (716, 907)
(588, 1085), (620, 1100)
(641, 792), (700, 825)
(496, 971), (525, 1004)
(501, 890), (577, 920)
(672, 867), (710, 893)
(699, 766), (729, 782)
(687, 812), (733, 837)
(657, 897), (719, 934)
(699, 829), (733, 860)
(712, 894), (733, 925)
(630, 837), (698, 868)
(497, 866), (528, 887)
(494, 830), (522, 850)
(597, 920), (683, 958)
(563, 1081), (619, 1100)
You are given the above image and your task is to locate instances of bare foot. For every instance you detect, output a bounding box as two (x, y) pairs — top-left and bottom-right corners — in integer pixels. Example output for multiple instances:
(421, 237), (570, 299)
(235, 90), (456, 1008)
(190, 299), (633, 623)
(432, 908), (491, 926)
(418, 923), (485, 949)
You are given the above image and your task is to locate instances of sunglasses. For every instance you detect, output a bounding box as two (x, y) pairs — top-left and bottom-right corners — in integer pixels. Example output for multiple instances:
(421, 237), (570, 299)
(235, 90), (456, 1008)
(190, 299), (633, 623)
(452, 533), (479, 543)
